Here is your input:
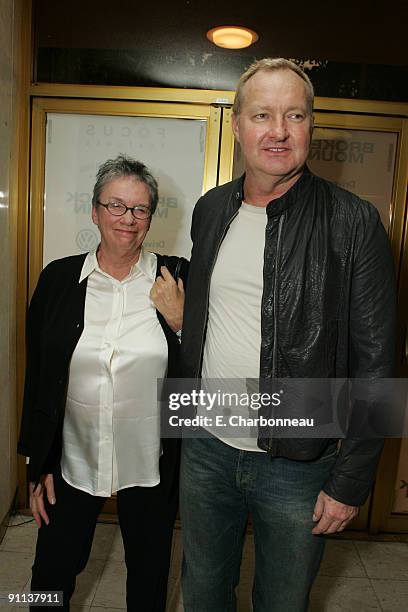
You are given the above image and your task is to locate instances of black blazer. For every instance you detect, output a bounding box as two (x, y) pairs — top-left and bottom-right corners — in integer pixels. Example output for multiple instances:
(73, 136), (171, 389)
(18, 252), (188, 484)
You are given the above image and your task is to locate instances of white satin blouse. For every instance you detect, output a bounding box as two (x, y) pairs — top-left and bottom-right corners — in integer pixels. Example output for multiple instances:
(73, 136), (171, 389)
(60, 248), (168, 496)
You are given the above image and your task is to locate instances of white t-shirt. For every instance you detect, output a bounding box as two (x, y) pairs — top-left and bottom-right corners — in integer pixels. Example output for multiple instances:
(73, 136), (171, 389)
(201, 202), (267, 451)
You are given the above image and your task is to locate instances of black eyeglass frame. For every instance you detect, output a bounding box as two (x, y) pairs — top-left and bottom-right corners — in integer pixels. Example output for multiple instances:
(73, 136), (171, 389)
(96, 200), (152, 220)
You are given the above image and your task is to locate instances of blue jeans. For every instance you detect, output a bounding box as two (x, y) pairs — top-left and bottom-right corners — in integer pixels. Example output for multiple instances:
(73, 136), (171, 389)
(180, 435), (337, 612)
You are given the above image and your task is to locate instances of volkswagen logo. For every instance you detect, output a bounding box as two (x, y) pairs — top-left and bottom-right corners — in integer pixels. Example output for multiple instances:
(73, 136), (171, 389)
(76, 229), (98, 251)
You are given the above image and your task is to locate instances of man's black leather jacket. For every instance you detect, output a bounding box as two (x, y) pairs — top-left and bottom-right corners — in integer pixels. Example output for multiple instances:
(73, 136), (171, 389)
(181, 168), (396, 506)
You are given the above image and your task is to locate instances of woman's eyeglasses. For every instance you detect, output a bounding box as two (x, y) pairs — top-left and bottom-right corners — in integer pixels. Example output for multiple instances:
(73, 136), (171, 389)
(97, 201), (152, 220)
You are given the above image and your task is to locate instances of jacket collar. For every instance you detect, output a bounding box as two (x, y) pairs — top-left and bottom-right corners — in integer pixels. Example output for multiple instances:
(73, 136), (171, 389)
(265, 166), (313, 218)
(234, 166), (314, 219)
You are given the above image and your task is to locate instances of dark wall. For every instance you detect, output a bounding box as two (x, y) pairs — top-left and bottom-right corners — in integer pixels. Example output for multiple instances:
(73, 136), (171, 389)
(34, 0), (408, 101)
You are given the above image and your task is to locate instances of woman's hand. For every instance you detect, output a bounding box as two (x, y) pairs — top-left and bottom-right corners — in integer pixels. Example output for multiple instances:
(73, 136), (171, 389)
(29, 474), (56, 527)
(150, 266), (185, 332)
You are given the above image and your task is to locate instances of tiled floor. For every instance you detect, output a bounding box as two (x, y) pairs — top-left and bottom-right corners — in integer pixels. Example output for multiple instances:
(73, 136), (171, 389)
(1, 514), (408, 611)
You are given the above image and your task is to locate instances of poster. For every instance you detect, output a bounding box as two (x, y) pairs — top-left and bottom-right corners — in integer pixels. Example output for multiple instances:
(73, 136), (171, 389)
(43, 113), (207, 265)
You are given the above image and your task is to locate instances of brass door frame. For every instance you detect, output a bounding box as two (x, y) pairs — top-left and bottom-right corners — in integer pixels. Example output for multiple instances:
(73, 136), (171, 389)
(370, 120), (408, 532)
(28, 83), (408, 118)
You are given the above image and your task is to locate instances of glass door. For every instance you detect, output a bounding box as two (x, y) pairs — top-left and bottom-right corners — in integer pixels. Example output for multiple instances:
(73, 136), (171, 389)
(29, 97), (221, 296)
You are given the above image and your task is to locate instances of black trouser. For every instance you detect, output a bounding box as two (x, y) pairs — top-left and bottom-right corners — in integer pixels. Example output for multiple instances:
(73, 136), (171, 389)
(31, 467), (179, 611)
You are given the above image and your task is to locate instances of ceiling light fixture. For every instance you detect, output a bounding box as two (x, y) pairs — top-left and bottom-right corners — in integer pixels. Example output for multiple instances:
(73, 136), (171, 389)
(206, 26), (258, 50)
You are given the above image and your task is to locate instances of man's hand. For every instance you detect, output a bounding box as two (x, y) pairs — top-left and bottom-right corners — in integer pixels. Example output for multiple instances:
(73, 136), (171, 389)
(150, 265), (185, 332)
(312, 490), (359, 534)
(29, 474), (56, 527)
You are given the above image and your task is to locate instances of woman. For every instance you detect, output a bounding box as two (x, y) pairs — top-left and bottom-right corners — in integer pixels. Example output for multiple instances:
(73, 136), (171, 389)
(18, 154), (188, 611)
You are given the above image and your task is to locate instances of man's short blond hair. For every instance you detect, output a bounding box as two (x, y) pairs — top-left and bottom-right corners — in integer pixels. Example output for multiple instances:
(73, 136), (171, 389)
(232, 58), (314, 116)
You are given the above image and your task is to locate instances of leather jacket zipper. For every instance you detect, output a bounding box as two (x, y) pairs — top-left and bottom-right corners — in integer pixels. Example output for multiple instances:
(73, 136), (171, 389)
(267, 213), (285, 453)
(196, 208), (240, 379)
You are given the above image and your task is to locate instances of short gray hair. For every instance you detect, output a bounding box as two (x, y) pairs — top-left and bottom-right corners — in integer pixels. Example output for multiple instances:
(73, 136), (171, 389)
(92, 154), (159, 214)
(232, 58), (314, 116)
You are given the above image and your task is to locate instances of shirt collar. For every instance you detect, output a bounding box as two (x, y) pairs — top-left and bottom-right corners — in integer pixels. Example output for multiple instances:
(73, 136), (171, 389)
(136, 248), (157, 282)
(79, 250), (98, 283)
(78, 246), (156, 284)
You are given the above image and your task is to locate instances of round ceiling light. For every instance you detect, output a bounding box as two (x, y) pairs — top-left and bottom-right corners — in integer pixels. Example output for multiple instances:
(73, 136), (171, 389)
(206, 26), (259, 50)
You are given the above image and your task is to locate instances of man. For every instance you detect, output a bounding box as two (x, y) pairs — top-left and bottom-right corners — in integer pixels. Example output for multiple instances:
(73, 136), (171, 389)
(180, 58), (395, 611)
